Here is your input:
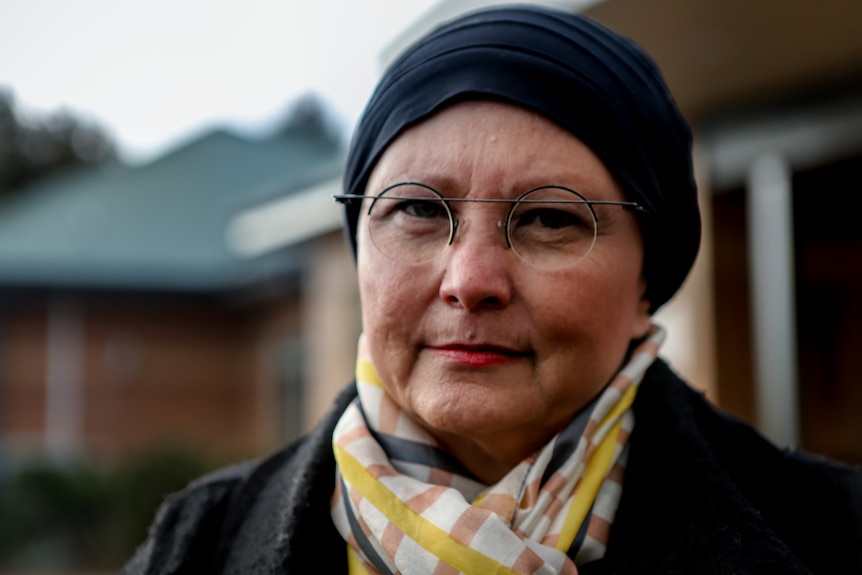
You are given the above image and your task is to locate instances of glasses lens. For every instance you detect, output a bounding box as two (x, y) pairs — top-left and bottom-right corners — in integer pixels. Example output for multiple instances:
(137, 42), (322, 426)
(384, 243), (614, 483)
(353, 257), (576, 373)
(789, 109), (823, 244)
(507, 187), (597, 269)
(368, 183), (451, 264)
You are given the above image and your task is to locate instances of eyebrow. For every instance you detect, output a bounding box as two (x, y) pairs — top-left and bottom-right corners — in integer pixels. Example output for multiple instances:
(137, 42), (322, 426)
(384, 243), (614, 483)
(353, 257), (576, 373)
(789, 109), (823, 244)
(376, 174), (463, 196)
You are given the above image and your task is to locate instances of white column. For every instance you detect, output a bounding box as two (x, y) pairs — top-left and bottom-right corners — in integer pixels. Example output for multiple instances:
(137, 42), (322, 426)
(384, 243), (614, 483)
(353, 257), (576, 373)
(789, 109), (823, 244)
(746, 154), (799, 447)
(45, 296), (84, 461)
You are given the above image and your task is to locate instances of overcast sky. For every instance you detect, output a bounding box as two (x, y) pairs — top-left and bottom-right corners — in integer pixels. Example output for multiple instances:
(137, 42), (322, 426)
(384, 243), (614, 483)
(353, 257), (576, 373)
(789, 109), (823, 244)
(0, 0), (439, 163)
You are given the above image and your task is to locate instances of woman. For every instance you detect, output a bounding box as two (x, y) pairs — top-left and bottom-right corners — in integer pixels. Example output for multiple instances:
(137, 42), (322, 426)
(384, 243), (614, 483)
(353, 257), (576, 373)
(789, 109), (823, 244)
(123, 6), (862, 574)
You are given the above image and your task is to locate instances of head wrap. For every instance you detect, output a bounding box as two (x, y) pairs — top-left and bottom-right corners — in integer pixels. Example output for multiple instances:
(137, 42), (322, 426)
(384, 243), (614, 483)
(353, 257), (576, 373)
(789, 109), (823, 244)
(342, 5), (700, 313)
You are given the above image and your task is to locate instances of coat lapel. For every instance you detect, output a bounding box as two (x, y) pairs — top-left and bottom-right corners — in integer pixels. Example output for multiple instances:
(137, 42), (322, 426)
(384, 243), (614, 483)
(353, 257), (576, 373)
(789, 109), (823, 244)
(598, 360), (812, 574)
(220, 385), (356, 574)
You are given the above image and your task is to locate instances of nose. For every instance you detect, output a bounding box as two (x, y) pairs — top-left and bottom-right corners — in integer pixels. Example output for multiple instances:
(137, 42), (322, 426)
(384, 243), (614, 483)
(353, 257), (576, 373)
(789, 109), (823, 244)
(438, 219), (513, 311)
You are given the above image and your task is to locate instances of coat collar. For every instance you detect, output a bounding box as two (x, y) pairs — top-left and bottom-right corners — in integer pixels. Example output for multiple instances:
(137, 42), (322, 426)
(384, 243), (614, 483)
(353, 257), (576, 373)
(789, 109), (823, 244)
(219, 384), (356, 574)
(596, 359), (812, 574)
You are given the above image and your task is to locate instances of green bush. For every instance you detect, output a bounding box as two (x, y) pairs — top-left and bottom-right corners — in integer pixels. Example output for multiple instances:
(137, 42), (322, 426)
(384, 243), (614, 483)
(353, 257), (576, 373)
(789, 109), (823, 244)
(0, 460), (110, 570)
(109, 443), (216, 555)
(0, 443), (217, 571)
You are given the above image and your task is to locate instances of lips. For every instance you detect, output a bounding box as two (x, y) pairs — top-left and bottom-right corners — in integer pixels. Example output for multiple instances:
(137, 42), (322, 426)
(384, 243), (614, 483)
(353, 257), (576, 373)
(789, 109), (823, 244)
(426, 343), (530, 367)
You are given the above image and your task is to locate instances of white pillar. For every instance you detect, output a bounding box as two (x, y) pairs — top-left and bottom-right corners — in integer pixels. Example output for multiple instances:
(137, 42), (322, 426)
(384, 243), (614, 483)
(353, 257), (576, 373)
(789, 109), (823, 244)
(45, 296), (84, 461)
(746, 154), (799, 447)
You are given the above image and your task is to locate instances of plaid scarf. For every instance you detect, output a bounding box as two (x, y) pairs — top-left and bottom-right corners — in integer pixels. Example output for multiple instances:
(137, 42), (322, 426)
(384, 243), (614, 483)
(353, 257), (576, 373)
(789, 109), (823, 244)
(331, 326), (665, 574)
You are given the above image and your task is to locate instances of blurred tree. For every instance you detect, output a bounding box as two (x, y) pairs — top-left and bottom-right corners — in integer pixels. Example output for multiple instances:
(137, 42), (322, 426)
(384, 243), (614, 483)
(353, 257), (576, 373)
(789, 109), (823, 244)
(0, 89), (117, 198)
(277, 91), (345, 145)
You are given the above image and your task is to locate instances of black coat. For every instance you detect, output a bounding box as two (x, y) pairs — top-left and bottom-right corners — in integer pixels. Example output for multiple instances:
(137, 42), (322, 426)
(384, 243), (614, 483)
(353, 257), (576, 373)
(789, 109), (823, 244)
(122, 360), (862, 574)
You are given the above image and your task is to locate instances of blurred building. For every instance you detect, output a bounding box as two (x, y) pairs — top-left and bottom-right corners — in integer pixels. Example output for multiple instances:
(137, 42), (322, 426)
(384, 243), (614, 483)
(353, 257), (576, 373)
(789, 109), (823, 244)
(0, 115), (355, 463)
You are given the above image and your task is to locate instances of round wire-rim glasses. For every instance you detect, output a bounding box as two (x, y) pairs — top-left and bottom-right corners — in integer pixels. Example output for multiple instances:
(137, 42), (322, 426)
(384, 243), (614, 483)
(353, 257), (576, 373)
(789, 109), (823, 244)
(334, 182), (649, 270)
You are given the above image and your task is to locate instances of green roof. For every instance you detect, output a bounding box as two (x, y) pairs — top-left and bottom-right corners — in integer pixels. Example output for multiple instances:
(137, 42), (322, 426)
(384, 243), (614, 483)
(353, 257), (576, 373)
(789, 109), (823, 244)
(0, 126), (344, 292)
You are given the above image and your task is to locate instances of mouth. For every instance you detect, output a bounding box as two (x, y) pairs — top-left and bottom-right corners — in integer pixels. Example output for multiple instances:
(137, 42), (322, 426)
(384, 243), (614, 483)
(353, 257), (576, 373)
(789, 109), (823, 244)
(427, 343), (530, 367)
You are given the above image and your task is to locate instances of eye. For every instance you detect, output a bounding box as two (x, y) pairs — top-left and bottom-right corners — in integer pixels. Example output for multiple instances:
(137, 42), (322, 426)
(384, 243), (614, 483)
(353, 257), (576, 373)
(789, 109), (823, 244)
(372, 183), (448, 222)
(399, 199), (448, 219)
(516, 207), (584, 230)
(368, 186), (451, 265)
(508, 193), (596, 255)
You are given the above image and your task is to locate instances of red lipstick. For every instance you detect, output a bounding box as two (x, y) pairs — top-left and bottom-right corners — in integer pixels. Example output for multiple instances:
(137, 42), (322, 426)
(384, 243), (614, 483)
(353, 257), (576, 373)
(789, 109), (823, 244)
(428, 344), (528, 367)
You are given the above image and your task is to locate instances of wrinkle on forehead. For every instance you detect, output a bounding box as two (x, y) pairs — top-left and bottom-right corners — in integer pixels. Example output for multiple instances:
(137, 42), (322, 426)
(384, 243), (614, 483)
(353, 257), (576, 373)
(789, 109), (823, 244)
(366, 101), (626, 203)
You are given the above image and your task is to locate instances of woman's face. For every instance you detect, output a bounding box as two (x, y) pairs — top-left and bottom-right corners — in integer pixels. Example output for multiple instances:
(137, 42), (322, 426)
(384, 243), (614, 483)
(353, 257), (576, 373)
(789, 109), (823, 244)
(357, 101), (651, 481)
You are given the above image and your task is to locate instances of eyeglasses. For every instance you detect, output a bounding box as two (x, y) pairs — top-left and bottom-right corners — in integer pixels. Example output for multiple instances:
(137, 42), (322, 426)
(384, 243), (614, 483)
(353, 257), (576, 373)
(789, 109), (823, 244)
(334, 182), (649, 270)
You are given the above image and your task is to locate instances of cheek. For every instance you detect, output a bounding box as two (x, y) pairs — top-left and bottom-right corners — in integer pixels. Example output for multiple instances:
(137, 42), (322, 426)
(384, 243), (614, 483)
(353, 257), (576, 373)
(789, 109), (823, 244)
(357, 231), (396, 320)
(359, 258), (401, 341)
(533, 265), (645, 348)
(357, 246), (437, 380)
(359, 248), (427, 323)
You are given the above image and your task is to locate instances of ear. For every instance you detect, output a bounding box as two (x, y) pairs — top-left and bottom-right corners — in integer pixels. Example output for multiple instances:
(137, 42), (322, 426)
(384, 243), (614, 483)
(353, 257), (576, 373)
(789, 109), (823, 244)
(631, 277), (652, 339)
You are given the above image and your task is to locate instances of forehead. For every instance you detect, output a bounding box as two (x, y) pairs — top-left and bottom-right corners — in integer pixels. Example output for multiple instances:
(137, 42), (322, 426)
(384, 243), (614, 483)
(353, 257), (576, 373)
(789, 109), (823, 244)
(366, 100), (624, 201)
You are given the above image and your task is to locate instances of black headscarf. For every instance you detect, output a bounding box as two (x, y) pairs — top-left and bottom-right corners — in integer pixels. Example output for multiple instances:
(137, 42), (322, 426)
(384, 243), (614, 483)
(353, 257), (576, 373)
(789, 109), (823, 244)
(342, 5), (700, 313)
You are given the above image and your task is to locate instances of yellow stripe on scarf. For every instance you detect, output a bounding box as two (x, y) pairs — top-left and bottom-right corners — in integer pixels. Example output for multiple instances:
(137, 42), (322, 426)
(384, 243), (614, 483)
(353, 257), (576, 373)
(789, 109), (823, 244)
(356, 358), (384, 389)
(335, 444), (523, 575)
(347, 545), (371, 575)
(598, 384), (637, 432)
(555, 384), (636, 551)
(555, 418), (621, 550)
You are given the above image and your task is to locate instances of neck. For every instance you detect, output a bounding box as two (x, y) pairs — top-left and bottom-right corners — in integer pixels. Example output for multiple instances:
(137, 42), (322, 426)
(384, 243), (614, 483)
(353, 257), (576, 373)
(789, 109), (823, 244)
(433, 429), (549, 484)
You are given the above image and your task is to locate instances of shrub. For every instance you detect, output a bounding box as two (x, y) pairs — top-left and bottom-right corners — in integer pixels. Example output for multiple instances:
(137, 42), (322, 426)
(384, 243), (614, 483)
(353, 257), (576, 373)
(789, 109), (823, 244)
(0, 443), (216, 571)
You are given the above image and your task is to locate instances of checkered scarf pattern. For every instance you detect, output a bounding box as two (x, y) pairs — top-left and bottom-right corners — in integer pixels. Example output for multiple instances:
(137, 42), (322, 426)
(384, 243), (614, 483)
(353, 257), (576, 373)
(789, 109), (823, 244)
(331, 326), (665, 574)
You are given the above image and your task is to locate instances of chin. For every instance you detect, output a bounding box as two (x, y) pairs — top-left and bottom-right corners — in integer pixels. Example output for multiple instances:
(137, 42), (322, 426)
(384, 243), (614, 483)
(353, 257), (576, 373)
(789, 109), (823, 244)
(412, 387), (534, 438)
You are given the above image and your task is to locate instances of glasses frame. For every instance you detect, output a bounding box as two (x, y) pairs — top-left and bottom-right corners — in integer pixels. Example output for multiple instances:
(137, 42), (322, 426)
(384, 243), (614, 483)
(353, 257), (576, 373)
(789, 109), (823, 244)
(334, 182), (650, 267)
